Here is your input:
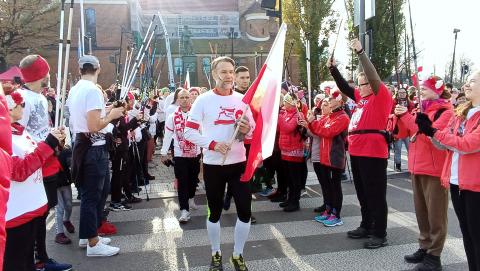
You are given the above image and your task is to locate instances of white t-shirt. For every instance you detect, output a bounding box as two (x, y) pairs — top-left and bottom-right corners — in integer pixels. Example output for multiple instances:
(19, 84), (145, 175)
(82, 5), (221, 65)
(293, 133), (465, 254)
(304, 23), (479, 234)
(161, 108), (200, 157)
(164, 93), (174, 111)
(184, 89), (254, 165)
(66, 79), (107, 146)
(18, 88), (50, 142)
(450, 106), (480, 185)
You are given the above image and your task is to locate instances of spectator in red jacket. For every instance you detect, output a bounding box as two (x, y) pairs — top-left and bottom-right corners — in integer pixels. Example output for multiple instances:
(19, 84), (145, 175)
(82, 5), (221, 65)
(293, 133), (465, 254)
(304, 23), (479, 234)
(390, 88), (414, 171)
(417, 70), (480, 271)
(278, 93), (306, 212)
(395, 76), (453, 270)
(3, 90), (64, 271)
(0, 84), (13, 271)
(307, 89), (350, 227)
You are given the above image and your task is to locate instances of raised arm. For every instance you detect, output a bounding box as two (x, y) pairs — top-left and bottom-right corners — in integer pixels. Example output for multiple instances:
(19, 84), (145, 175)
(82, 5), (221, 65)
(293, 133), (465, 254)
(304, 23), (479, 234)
(350, 39), (382, 95)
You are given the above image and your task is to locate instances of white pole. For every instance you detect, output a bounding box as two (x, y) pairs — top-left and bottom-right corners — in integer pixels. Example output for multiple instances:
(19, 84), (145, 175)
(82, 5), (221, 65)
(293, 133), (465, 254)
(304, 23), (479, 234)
(59, 0), (74, 127)
(54, 0), (66, 128)
(80, 0), (85, 56)
(306, 40), (312, 109)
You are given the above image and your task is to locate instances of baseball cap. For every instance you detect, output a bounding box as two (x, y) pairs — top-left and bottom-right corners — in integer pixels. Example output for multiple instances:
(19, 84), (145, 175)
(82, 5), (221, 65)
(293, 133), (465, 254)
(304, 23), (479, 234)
(78, 55), (100, 69)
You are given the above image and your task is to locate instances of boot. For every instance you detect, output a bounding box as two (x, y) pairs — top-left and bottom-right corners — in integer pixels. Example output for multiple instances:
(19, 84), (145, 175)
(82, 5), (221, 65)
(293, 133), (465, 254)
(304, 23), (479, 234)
(395, 163), (401, 172)
(413, 254), (442, 271)
(404, 248), (427, 264)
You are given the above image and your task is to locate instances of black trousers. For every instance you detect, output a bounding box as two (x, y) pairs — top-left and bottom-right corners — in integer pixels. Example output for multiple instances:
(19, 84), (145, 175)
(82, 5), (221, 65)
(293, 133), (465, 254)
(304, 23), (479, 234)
(350, 155), (388, 238)
(204, 162), (251, 223)
(263, 149), (287, 193)
(111, 151), (133, 202)
(313, 163), (343, 217)
(174, 156), (200, 211)
(3, 217), (40, 271)
(283, 160), (304, 206)
(451, 184), (480, 271)
(301, 160), (308, 190)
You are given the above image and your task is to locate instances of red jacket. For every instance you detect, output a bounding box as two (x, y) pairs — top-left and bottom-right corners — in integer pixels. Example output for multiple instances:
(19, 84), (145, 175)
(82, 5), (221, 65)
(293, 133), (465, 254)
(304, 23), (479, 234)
(434, 110), (480, 192)
(387, 100), (414, 140)
(278, 107), (305, 162)
(0, 95), (12, 271)
(309, 110), (349, 169)
(397, 102), (453, 177)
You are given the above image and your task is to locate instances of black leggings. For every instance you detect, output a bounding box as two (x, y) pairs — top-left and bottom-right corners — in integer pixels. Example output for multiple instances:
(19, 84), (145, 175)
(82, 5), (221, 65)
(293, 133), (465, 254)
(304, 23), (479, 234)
(350, 155), (388, 238)
(264, 150), (287, 195)
(204, 162), (251, 223)
(451, 184), (480, 271)
(282, 160), (304, 205)
(174, 156), (200, 211)
(3, 217), (40, 271)
(111, 151), (132, 202)
(313, 163), (343, 217)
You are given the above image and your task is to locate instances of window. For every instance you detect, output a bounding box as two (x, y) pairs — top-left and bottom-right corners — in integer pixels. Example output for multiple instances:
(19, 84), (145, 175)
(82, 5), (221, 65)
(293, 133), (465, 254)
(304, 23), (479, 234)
(85, 8), (97, 48)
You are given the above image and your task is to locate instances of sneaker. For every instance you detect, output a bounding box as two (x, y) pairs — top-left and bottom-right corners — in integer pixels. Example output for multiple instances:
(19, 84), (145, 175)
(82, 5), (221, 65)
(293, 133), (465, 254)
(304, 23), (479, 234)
(283, 203), (300, 212)
(79, 236), (112, 248)
(189, 198), (199, 210)
(322, 215), (344, 227)
(125, 196), (142, 204)
(269, 193), (287, 203)
(413, 254), (442, 271)
(364, 236), (388, 249)
(86, 241), (120, 257)
(347, 227), (369, 239)
(178, 210), (191, 224)
(259, 187), (276, 197)
(55, 233), (72, 245)
(42, 258), (72, 271)
(405, 248), (427, 264)
(98, 221), (117, 236)
(210, 252), (223, 271)
(250, 216), (257, 224)
(230, 254), (248, 271)
(279, 201), (289, 208)
(395, 163), (402, 172)
(300, 189), (309, 197)
(63, 221), (75, 233)
(341, 172), (349, 181)
(109, 202), (132, 212)
(314, 210), (330, 223)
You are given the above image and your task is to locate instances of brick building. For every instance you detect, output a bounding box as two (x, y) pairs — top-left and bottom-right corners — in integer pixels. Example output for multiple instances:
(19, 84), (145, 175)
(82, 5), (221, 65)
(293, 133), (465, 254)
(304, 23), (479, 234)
(39, 0), (299, 89)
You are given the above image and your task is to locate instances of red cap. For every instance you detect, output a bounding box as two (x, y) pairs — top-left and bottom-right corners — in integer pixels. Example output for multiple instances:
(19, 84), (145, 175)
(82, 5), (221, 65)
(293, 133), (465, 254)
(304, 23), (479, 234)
(20, 55), (50, 83)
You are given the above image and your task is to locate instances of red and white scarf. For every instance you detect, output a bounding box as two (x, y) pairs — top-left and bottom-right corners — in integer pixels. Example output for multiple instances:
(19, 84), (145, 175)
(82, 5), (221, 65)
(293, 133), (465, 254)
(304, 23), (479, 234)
(173, 107), (197, 157)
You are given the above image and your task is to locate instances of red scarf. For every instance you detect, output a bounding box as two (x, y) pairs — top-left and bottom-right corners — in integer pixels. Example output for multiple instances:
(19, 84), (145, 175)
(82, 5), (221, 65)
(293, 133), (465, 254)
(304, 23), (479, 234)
(173, 107), (197, 157)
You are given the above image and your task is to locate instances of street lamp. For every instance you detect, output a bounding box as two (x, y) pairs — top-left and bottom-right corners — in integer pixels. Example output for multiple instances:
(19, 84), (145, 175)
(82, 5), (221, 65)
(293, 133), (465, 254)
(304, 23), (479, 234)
(229, 27), (238, 59)
(450, 28), (461, 84)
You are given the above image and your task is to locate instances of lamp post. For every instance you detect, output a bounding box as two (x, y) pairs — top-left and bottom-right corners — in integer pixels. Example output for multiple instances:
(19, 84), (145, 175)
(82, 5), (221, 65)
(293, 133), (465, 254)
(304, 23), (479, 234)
(450, 28), (461, 84)
(229, 27), (238, 59)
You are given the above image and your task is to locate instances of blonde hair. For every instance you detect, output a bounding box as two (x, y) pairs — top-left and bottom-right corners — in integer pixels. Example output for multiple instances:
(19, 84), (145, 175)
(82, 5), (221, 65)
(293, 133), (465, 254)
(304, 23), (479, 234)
(211, 56), (235, 71)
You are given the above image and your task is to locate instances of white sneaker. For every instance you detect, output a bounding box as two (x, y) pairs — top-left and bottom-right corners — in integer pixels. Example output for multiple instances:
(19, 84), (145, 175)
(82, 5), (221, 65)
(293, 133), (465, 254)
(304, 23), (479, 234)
(189, 198), (198, 210)
(178, 210), (190, 224)
(79, 236), (112, 248)
(86, 241), (120, 257)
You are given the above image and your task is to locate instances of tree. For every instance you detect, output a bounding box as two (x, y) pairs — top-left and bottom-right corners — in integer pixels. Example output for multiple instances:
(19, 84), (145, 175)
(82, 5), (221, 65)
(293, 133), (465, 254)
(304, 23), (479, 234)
(283, 0), (337, 89)
(365, 0), (405, 80)
(0, 0), (60, 71)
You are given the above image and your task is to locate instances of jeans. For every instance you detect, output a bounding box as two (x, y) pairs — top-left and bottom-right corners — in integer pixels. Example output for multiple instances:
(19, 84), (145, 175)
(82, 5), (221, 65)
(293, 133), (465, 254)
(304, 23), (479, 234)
(79, 146), (110, 240)
(55, 185), (73, 234)
(393, 138), (409, 165)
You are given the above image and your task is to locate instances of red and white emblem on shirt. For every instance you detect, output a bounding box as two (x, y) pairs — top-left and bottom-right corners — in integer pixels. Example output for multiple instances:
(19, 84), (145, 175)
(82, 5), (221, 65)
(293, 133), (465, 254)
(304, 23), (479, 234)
(214, 106), (243, 125)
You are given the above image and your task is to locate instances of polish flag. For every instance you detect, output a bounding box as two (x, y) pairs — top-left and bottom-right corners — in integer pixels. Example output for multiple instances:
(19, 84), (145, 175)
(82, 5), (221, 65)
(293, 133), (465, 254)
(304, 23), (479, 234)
(184, 70), (190, 89)
(411, 66), (423, 88)
(240, 23), (287, 182)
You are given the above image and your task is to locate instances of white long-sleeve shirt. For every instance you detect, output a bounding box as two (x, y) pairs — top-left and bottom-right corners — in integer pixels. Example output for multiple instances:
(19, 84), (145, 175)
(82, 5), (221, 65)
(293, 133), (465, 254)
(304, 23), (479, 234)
(184, 89), (254, 165)
(161, 108), (200, 157)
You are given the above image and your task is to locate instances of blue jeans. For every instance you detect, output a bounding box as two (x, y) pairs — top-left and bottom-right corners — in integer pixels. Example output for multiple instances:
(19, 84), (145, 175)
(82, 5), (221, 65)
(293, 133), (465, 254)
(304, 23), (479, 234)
(394, 138), (409, 165)
(55, 185), (73, 234)
(79, 146), (110, 239)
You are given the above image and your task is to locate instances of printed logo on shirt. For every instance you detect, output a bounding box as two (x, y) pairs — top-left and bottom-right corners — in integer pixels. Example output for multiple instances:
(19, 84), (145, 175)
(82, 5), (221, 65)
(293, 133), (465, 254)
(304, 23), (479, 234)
(348, 99), (368, 131)
(214, 106), (243, 125)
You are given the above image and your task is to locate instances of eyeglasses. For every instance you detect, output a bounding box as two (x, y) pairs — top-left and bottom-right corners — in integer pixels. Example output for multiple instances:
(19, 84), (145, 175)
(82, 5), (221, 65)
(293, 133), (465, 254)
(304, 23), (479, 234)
(359, 82), (370, 87)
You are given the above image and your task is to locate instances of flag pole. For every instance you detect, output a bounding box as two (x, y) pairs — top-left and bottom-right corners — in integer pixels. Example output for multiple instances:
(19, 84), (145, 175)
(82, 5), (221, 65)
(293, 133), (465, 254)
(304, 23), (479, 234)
(80, 0), (85, 56)
(54, 0), (66, 128)
(59, 0), (74, 128)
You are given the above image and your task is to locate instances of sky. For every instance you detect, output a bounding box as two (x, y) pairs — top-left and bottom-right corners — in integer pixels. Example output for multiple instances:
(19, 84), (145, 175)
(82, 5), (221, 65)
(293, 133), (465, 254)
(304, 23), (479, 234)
(330, 0), (479, 79)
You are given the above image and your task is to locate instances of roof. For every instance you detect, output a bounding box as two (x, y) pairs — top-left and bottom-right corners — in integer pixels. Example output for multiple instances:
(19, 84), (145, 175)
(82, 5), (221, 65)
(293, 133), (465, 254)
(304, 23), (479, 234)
(139, 0), (238, 12)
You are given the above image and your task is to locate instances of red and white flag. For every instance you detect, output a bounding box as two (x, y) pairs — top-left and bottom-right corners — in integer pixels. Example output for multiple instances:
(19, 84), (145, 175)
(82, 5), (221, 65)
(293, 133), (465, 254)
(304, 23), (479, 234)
(240, 23), (287, 182)
(411, 66), (423, 87)
(184, 70), (190, 89)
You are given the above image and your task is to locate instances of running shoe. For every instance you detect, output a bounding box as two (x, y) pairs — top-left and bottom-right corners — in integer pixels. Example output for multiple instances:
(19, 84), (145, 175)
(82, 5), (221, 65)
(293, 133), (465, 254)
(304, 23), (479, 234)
(178, 210), (191, 224)
(259, 187), (276, 197)
(209, 252), (223, 271)
(322, 215), (344, 227)
(108, 202), (132, 212)
(314, 210), (330, 223)
(230, 254), (248, 271)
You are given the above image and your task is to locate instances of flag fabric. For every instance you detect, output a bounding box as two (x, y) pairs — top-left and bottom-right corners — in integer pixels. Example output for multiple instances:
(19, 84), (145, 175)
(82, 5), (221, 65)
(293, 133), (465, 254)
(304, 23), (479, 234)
(240, 23), (287, 182)
(411, 66), (423, 87)
(184, 70), (190, 89)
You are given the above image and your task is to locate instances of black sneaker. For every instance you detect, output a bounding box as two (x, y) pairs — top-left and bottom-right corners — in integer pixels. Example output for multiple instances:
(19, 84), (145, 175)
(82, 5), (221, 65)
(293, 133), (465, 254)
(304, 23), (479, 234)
(210, 252), (223, 271)
(413, 254), (442, 271)
(405, 248), (427, 263)
(109, 203), (131, 212)
(347, 227), (369, 239)
(283, 203), (300, 212)
(269, 193), (286, 203)
(395, 163), (402, 172)
(230, 254), (248, 271)
(279, 201), (289, 208)
(250, 216), (257, 224)
(313, 204), (326, 213)
(364, 236), (388, 249)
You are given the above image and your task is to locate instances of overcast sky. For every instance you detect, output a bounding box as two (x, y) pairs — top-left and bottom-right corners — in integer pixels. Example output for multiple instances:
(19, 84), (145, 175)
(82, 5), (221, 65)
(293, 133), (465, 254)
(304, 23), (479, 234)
(330, 0), (479, 79)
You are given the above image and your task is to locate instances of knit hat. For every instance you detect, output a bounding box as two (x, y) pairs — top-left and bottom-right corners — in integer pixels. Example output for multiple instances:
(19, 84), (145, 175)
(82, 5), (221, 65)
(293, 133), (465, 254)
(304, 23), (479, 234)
(330, 88), (344, 102)
(5, 90), (24, 110)
(421, 75), (444, 95)
(20, 55), (50, 83)
(283, 93), (297, 106)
